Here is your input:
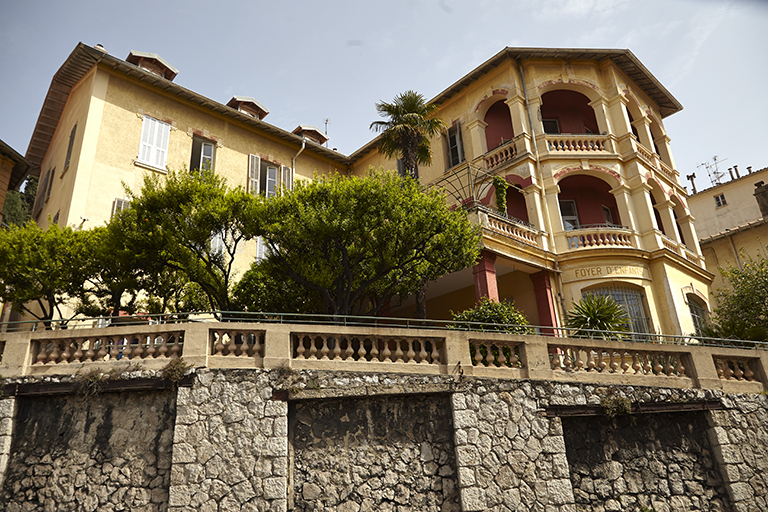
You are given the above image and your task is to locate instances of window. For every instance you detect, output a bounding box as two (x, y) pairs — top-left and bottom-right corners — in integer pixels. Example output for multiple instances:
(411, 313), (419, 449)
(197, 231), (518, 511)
(543, 119), (560, 135)
(111, 198), (130, 219)
(714, 194), (727, 208)
(65, 123), (77, 169)
(190, 136), (215, 172)
(584, 286), (651, 336)
(210, 230), (225, 256)
(602, 205), (614, 225)
(559, 200), (580, 230)
(446, 123), (464, 168)
(138, 116), (171, 169)
(687, 295), (708, 336)
(247, 155), (292, 197)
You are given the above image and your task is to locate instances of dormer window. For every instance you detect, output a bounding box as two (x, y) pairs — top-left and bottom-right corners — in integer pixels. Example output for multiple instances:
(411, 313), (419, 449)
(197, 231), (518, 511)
(292, 125), (329, 145)
(126, 51), (178, 81)
(227, 97), (269, 120)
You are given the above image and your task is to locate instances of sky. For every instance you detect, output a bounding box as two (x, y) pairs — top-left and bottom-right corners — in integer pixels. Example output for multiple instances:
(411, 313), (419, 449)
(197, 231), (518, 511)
(1, 0), (766, 194)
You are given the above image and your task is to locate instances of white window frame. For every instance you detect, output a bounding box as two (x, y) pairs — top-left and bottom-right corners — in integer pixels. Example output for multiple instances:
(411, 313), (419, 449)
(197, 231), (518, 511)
(200, 142), (215, 171)
(714, 194), (727, 208)
(248, 155), (293, 197)
(559, 199), (580, 231)
(111, 198), (130, 219)
(602, 205), (614, 225)
(138, 116), (171, 169)
(281, 165), (293, 192)
(210, 230), (225, 256)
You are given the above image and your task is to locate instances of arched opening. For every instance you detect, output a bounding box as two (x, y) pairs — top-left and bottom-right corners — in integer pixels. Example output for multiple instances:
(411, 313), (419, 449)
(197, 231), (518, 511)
(557, 174), (620, 230)
(484, 100), (515, 151)
(506, 187), (528, 223)
(540, 90), (599, 135)
(687, 294), (708, 336)
(670, 196), (689, 247)
(647, 181), (667, 236)
(626, 110), (641, 141)
(582, 283), (652, 335)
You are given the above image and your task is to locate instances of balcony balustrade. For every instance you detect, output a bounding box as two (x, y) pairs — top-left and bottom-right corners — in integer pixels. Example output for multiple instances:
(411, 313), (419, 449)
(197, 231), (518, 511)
(545, 134), (610, 153)
(564, 224), (634, 250)
(1, 320), (766, 394)
(468, 205), (540, 248)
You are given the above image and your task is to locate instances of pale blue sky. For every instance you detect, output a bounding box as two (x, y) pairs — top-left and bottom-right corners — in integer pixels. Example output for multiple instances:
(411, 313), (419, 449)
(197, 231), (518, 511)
(1, 0), (766, 193)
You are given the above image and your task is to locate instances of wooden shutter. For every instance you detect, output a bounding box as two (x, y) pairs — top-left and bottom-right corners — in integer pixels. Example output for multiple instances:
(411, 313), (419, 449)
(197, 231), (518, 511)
(281, 166), (293, 192)
(154, 120), (170, 168)
(139, 117), (155, 164)
(456, 121), (464, 163)
(248, 154), (260, 194)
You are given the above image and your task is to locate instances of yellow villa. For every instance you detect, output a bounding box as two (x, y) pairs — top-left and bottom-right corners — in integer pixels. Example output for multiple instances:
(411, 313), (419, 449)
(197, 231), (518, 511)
(22, 43), (712, 336)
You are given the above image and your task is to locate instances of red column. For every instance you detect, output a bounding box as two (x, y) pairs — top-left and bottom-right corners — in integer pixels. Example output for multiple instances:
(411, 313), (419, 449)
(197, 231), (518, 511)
(531, 270), (558, 333)
(473, 250), (499, 302)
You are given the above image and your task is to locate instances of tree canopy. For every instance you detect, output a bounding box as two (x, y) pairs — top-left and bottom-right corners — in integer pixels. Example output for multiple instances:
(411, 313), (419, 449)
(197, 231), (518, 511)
(127, 168), (261, 313)
(370, 90), (445, 179)
(703, 251), (768, 341)
(245, 170), (480, 317)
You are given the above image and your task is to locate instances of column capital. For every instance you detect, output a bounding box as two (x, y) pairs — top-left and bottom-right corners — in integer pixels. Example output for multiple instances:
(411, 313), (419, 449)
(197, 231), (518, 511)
(609, 184), (632, 196)
(464, 118), (488, 131)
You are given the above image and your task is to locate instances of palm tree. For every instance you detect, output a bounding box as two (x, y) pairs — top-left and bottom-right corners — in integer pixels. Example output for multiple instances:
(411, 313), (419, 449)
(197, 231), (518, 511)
(370, 90), (445, 180)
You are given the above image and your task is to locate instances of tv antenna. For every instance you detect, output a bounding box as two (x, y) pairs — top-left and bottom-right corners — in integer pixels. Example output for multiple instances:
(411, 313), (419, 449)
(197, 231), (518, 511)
(697, 156), (727, 187)
(324, 118), (330, 147)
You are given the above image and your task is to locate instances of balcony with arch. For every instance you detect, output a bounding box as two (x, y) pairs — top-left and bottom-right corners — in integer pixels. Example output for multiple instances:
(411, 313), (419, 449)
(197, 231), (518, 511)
(538, 90), (614, 157)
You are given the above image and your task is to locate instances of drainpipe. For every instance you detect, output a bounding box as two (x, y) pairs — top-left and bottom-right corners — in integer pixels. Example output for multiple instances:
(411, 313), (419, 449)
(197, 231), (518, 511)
(292, 139), (306, 173)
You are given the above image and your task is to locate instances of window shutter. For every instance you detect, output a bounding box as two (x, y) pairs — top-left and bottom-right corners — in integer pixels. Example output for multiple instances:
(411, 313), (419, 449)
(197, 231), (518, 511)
(256, 236), (266, 261)
(111, 198), (129, 219)
(46, 168), (56, 200)
(155, 120), (170, 168)
(139, 117), (155, 163)
(138, 116), (170, 168)
(266, 166), (278, 198)
(456, 121), (464, 163)
(65, 124), (77, 168)
(248, 154), (260, 194)
(201, 142), (214, 170)
(281, 166), (293, 192)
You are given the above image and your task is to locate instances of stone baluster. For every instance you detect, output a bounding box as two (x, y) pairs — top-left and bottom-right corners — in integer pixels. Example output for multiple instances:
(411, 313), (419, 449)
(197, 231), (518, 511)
(213, 331), (225, 356)
(586, 349), (596, 371)
(170, 333), (182, 358)
(643, 354), (652, 375)
(320, 336), (330, 360)
(49, 340), (60, 364)
(675, 357), (685, 377)
(73, 339), (84, 362)
(238, 334), (250, 357)
(345, 338), (355, 360)
(81, 339), (92, 362)
(485, 345), (496, 367)
(295, 335), (306, 359)
(418, 340), (429, 364)
(573, 347), (584, 371)
(723, 359), (734, 380)
(333, 337), (342, 360)
(357, 338), (367, 361)
(371, 338), (380, 362)
(743, 360), (755, 381)
(733, 359), (744, 380)
(60, 339), (72, 363)
(133, 337), (144, 359)
(226, 332), (237, 356)
(122, 338), (133, 359)
(381, 340), (392, 362)
(157, 335), (169, 358)
(620, 352), (630, 373)
(653, 354), (663, 375)
(663, 356), (674, 376)
(563, 348), (573, 370)
(598, 351), (607, 372)
(96, 339), (107, 361)
(36, 340), (49, 364)
(715, 359), (725, 379)
(430, 341), (440, 364)
(110, 338), (120, 360)
(509, 345), (519, 367)
(632, 352), (641, 374)
(253, 333), (263, 358)
(146, 336), (157, 358)
(308, 336), (318, 359)
(394, 339), (404, 363)
(406, 339), (416, 363)
(609, 352), (619, 372)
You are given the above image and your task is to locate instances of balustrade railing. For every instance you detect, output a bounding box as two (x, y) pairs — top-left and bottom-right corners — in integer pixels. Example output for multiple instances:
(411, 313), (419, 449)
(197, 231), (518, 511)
(565, 226), (633, 250)
(32, 331), (182, 365)
(486, 214), (538, 246)
(293, 333), (444, 364)
(546, 134), (609, 153)
(1, 320), (766, 393)
(482, 139), (518, 170)
(549, 343), (688, 379)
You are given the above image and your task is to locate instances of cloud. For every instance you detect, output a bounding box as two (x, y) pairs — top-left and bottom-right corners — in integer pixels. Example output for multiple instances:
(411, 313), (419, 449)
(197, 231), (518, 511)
(666, 2), (729, 87)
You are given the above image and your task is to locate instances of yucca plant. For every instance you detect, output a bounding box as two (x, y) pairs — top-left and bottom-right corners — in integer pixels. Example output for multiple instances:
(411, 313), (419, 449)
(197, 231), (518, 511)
(566, 294), (630, 340)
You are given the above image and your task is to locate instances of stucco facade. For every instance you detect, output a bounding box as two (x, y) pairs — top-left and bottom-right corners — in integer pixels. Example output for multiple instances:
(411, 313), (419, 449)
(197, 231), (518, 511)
(26, 44), (713, 337)
(351, 49), (712, 336)
(689, 166), (768, 311)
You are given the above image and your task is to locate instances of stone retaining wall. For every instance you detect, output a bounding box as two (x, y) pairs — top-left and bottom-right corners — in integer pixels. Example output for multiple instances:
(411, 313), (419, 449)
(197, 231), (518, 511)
(0, 368), (767, 511)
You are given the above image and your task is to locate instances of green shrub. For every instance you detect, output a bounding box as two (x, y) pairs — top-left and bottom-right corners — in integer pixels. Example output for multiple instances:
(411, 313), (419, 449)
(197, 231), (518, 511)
(566, 294), (629, 339)
(450, 297), (532, 334)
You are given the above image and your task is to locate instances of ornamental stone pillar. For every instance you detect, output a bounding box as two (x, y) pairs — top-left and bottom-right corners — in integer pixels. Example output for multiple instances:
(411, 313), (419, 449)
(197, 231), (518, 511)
(465, 119), (488, 161)
(531, 271), (558, 333)
(656, 200), (681, 244)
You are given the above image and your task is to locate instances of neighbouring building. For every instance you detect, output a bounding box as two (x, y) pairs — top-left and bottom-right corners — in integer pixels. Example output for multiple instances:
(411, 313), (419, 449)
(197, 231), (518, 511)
(26, 43), (713, 336)
(0, 139), (31, 227)
(688, 165), (768, 314)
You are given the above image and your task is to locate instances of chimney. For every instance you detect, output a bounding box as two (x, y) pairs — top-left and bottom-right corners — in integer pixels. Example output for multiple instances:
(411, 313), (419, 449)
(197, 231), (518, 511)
(728, 168), (735, 180)
(748, 166), (753, 174)
(94, 44), (108, 53)
(734, 165), (740, 178)
(755, 181), (768, 218)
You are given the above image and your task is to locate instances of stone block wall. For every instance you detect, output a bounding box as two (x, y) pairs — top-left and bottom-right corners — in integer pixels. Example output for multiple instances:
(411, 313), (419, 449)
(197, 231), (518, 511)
(1, 368), (768, 511)
(291, 394), (460, 511)
(0, 389), (175, 512)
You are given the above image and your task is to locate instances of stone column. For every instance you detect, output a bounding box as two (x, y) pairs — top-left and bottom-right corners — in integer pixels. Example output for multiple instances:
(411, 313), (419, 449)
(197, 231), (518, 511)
(0, 398), (15, 488)
(464, 119), (488, 161)
(677, 214), (702, 256)
(588, 97), (612, 137)
(504, 96), (532, 155)
(632, 116), (654, 152)
(656, 200), (680, 244)
(523, 183), (550, 250)
(473, 250), (499, 302)
(531, 270), (558, 332)
(654, 133), (677, 170)
(606, 95), (631, 136)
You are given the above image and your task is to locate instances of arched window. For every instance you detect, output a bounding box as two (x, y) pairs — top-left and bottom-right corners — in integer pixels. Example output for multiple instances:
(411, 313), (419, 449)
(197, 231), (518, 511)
(687, 295), (708, 336)
(583, 285), (651, 335)
(484, 100), (515, 151)
(541, 90), (599, 135)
